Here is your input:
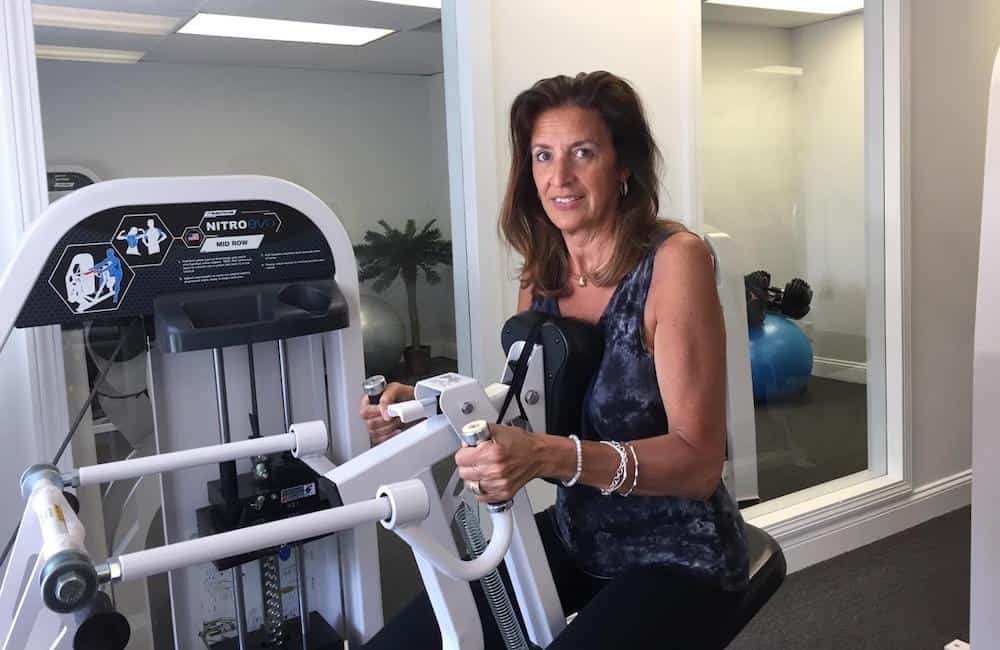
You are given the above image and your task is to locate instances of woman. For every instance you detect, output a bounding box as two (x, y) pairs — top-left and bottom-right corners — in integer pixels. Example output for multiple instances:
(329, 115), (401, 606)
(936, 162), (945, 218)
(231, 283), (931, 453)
(361, 71), (749, 649)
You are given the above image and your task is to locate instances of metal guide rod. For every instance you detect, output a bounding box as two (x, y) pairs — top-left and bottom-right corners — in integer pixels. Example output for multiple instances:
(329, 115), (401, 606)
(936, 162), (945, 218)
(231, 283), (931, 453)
(212, 348), (248, 650)
(233, 566), (249, 650)
(277, 339), (309, 649)
(253, 343), (284, 647)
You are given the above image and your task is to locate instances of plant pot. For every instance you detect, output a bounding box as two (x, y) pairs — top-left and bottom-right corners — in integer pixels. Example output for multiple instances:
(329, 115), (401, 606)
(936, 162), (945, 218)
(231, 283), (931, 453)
(403, 345), (432, 376)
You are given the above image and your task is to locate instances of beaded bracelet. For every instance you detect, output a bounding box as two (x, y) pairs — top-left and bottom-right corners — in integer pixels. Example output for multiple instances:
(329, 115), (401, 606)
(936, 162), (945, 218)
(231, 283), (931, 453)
(561, 435), (583, 487)
(599, 440), (629, 495)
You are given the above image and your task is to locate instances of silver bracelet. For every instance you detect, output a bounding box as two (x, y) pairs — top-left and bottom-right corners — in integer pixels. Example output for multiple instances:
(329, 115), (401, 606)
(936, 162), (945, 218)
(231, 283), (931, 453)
(561, 435), (583, 487)
(599, 440), (628, 495)
(621, 444), (639, 496)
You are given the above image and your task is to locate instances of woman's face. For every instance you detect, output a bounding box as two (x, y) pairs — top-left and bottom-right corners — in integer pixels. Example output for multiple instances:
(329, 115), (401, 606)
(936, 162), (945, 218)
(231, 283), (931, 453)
(530, 105), (625, 237)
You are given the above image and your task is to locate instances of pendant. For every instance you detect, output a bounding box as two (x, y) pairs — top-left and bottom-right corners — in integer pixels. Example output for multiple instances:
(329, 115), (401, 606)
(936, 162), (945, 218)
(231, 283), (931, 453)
(577, 275), (586, 287)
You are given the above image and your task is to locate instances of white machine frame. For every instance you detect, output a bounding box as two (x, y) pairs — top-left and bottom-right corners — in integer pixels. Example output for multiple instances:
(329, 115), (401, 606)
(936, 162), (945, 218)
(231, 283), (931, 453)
(0, 174), (760, 650)
(0, 175), (566, 650)
(0, 175), (384, 647)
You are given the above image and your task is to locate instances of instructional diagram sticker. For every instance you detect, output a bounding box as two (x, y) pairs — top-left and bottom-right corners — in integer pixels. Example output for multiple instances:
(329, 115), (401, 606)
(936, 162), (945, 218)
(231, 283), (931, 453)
(20, 199), (337, 326)
(111, 213), (175, 267)
(49, 244), (134, 314)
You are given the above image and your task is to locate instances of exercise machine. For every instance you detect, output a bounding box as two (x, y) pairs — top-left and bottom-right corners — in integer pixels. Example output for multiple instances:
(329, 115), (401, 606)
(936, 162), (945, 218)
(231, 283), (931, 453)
(0, 175), (566, 650)
(0, 175), (782, 649)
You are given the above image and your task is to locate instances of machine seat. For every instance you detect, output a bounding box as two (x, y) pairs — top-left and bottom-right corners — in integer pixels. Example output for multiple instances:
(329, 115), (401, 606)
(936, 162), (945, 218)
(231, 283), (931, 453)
(714, 523), (786, 648)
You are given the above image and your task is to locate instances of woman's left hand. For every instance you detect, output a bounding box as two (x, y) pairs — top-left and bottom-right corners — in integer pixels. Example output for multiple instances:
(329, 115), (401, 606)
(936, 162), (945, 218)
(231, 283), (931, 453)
(454, 422), (542, 503)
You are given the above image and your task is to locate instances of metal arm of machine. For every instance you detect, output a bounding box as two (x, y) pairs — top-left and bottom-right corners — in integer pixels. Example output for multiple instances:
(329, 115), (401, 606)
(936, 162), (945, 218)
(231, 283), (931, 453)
(5, 417), (519, 602)
(63, 420), (329, 487)
(0, 374), (530, 650)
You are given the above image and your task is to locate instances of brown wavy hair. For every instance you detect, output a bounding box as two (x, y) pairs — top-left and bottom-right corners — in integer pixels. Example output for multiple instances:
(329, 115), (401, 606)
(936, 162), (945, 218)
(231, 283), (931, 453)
(499, 71), (685, 297)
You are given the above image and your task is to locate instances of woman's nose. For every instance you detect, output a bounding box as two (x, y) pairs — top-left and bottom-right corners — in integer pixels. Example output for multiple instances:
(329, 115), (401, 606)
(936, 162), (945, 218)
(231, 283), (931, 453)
(552, 155), (574, 186)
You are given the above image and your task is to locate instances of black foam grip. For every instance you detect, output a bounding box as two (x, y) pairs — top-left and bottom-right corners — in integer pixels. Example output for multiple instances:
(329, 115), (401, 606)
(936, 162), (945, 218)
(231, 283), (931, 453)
(73, 592), (131, 650)
(63, 491), (81, 515)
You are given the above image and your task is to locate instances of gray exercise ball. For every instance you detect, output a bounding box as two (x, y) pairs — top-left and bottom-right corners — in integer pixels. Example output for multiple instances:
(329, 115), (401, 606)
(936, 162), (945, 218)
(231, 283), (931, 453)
(360, 293), (407, 377)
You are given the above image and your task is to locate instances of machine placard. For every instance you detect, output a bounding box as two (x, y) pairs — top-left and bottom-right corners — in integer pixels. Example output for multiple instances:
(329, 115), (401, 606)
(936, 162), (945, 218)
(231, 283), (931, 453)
(46, 171), (95, 193)
(15, 200), (336, 328)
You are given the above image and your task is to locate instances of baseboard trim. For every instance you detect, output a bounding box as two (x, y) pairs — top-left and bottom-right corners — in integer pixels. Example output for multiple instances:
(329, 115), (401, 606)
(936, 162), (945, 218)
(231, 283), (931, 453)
(758, 470), (971, 574)
(425, 339), (458, 361)
(813, 356), (868, 384)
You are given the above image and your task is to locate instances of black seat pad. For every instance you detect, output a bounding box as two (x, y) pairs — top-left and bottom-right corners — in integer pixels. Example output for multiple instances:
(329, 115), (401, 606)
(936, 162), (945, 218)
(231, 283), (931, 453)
(713, 523), (786, 648)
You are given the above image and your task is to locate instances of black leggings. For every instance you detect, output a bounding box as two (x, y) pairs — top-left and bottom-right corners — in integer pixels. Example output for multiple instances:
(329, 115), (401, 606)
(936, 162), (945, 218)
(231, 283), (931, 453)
(363, 510), (742, 650)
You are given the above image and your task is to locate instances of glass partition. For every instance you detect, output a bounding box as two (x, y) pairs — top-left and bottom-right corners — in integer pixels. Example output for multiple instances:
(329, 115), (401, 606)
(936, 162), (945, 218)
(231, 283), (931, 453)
(702, 1), (883, 506)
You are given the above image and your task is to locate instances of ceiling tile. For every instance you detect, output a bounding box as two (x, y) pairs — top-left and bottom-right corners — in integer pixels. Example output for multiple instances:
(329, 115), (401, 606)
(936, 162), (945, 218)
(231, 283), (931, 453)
(32, 0), (442, 75)
(143, 29), (443, 75)
(32, 0), (200, 19)
(34, 25), (162, 51)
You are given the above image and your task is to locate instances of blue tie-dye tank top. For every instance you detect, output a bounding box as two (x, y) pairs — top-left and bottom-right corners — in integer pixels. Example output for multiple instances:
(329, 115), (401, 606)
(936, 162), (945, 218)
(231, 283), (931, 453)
(532, 235), (749, 590)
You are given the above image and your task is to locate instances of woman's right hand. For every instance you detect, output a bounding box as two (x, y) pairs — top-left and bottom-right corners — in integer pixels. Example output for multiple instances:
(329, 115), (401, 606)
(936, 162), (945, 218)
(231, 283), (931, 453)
(358, 382), (416, 446)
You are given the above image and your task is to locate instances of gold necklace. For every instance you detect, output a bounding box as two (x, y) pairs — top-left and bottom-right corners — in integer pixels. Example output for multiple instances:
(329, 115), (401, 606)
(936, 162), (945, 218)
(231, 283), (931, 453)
(569, 272), (587, 287)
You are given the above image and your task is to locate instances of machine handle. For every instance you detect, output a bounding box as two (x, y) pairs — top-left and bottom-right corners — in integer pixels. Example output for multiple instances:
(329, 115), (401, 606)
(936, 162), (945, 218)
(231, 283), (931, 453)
(389, 508), (514, 581)
(387, 397), (438, 423)
(67, 423), (328, 487)
(364, 374), (386, 406)
(110, 496), (393, 583)
(460, 421), (514, 514)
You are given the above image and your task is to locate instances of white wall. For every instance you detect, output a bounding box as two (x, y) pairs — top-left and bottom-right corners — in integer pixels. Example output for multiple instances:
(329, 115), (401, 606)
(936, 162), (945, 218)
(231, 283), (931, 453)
(910, 3), (1000, 643)
(910, 0), (1000, 489)
(36, 60), (457, 360)
(795, 15), (866, 363)
(702, 23), (801, 299)
(703, 15), (866, 364)
(487, 0), (701, 321)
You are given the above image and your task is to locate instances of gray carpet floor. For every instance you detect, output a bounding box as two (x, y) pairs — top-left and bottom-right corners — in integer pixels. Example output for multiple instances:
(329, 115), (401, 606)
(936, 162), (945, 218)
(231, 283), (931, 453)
(730, 506), (971, 649)
(754, 375), (869, 502)
(379, 507), (971, 648)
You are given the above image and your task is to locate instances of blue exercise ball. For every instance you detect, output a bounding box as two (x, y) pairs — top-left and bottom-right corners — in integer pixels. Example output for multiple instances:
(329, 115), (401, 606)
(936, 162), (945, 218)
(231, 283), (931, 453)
(748, 313), (813, 402)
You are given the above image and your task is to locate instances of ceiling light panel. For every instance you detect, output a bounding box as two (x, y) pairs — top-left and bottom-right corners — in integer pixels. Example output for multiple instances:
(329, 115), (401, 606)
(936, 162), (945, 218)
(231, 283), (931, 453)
(36, 45), (144, 64)
(32, 4), (180, 35)
(178, 13), (394, 46)
(752, 65), (805, 75)
(705, 0), (863, 14)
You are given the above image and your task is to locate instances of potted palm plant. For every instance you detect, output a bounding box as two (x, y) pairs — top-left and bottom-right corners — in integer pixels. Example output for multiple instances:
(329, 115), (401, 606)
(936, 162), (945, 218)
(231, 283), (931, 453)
(354, 218), (452, 375)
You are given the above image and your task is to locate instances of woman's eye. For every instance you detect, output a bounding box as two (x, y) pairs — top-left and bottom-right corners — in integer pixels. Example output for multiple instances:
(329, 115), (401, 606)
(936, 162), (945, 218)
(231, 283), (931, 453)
(574, 148), (593, 159)
(534, 150), (551, 163)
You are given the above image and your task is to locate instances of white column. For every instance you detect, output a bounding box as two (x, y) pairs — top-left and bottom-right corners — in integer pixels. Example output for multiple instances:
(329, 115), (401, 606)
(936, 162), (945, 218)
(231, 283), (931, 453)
(0, 0), (70, 565)
(971, 45), (1000, 650)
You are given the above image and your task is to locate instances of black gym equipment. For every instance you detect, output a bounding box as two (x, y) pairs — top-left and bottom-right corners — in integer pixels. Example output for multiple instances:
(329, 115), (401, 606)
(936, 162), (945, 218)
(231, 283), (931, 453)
(744, 270), (814, 328)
